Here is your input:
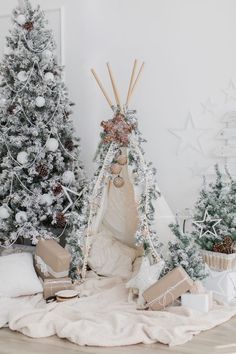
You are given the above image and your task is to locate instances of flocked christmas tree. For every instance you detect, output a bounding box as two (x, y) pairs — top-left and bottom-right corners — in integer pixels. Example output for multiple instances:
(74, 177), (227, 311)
(0, 0), (85, 248)
(167, 223), (207, 280)
(192, 164), (236, 252)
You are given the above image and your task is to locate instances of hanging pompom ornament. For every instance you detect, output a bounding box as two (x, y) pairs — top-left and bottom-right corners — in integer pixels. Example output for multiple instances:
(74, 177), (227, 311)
(0, 206), (10, 220)
(17, 70), (28, 82)
(35, 96), (45, 108)
(17, 151), (28, 165)
(117, 154), (127, 165)
(110, 163), (122, 175)
(46, 138), (59, 152)
(42, 49), (53, 61)
(44, 72), (54, 82)
(62, 170), (75, 185)
(15, 211), (28, 224)
(16, 14), (26, 25)
(40, 194), (53, 206)
(113, 176), (125, 188)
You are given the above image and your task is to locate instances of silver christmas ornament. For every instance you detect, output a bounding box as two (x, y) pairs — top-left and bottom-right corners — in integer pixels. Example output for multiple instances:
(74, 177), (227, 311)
(4, 46), (13, 56)
(0, 206), (10, 220)
(42, 49), (53, 60)
(46, 138), (59, 152)
(17, 151), (28, 164)
(40, 194), (53, 206)
(15, 211), (28, 223)
(0, 97), (7, 107)
(62, 170), (75, 185)
(16, 14), (26, 25)
(17, 70), (28, 82)
(44, 72), (54, 82)
(35, 96), (45, 107)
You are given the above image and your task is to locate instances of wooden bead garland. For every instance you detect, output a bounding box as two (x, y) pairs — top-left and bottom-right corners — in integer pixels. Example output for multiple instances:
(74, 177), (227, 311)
(110, 163), (122, 175)
(117, 154), (127, 165)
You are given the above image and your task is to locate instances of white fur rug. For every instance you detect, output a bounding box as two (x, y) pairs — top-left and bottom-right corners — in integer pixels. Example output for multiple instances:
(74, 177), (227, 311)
(1, 274), (236, 347)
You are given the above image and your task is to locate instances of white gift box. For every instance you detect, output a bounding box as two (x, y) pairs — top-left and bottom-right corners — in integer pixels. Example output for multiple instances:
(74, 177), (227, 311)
(181, 292), (213, 313)
(203, 267), (236, 304)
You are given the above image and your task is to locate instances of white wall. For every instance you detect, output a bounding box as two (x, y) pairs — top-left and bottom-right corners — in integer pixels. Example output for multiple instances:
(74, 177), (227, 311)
(1, 0), (236, 214)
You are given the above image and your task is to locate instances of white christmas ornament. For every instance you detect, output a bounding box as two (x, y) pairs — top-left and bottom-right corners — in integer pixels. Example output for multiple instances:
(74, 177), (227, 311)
(46, 138), (59, 152)
(17, 151), (28, 165)
(17, 70), (28, 82)
(15, 211), (27, 223)
(42, 50), (53, 60)
(16, 14), (26, 25)
(126, 257), (164, 306)
(35, 96), (45, 108)
(62, 171), (75, 185)
(0, 97), (6, 107)
(40, 194), (53, 206)
(193, 209), (222, 239)
(44, 72), (54, 82)
(4, 46), (13, 56)
(0, 206), (10, 220)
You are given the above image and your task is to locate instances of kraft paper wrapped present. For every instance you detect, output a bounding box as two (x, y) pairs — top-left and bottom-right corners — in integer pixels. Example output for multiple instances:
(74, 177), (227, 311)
(143, 266), (193, 311)
(35, 239), (71, 279)
(42, 277), (75, 299)
(181, 292), (213, 313)
(203, 265), (236, 303)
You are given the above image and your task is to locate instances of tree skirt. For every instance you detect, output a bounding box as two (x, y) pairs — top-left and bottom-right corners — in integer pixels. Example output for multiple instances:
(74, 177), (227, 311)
(0, 274), (236, 347)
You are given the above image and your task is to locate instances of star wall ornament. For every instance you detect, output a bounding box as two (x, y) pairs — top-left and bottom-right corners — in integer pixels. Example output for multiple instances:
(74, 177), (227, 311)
(193, 209), (222, 239)
(222, 80), (236, 102)
(169, 113), (206, 155)
(61, 185), (82, 214)
(201, 98), (216, 115)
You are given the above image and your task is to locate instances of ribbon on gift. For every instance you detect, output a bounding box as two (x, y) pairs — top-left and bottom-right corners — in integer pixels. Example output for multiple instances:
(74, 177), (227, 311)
(35, 255), (69, 278)
(142, 276), (188, 310)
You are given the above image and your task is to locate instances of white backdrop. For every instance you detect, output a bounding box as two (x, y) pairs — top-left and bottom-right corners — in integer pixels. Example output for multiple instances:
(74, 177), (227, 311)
(1, 0), (236, 214)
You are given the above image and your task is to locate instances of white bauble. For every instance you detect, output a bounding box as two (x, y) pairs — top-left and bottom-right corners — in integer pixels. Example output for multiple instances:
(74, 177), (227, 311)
(35, 96), (45, 108)
(44, 72), (54, 82)
(62, 171), (75, 185)
(17, 151), (28, 164)
(0, 206), (10, 220)
(16, 14), (26, 25)
(40, 194), (53, 206)
(46, 138), (59, 152)
(4, 46), (13, 56)
(15, 211), (27, 223)
(42, 50), (53, 60)
(17, 70), (28, 82)
(0, 97), (6, 107)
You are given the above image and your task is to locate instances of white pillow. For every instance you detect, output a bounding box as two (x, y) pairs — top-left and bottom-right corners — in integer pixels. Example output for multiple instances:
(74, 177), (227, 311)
(0, 252), (43, 297)
(88, 230), (137, 279)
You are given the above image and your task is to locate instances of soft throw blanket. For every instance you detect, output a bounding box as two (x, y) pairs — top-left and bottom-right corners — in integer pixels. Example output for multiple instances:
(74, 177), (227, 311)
(1, 274), (236, 347)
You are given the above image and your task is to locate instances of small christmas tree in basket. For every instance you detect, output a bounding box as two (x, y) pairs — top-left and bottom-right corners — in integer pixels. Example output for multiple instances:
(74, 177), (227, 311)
(192, 165), (236, 271)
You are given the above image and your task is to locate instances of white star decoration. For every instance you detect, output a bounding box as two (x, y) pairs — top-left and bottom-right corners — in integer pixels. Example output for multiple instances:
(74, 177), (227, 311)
(201, 98), (216, 115)
(62, 186), (82, 214)
(169, 113), (206, 155)
(222, 80), (236, 102)
(126, 257), (164, 306)
(193, 209), (221, 239)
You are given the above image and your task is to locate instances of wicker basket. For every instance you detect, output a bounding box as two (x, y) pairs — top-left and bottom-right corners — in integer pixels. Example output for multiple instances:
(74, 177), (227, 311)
(201, 250), (236, 271)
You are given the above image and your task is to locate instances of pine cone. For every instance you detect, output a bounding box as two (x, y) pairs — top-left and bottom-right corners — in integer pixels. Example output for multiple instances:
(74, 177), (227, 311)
(64, 139), (74, 151)
(52, 183), (63, 196)
(22, 22), (34, 31)
(56, 212), (66, 228)
(36, 164), (48, 177)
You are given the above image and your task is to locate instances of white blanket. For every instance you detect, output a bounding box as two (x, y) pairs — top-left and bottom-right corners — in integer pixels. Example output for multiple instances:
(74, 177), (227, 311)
(1, 275), (236, 347)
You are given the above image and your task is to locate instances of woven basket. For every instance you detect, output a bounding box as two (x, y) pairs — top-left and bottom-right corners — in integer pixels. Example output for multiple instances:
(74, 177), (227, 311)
(201, 250), (236, 271)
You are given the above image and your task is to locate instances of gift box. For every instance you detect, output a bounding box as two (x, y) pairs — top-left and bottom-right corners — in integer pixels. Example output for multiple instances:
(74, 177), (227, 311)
(181, 292), (213, 313)
(42, 277), (75, 300)
(143, 266), (193, 311)
(203, 266), (236, 303)
(35, 239), (71, 279)
(201, 250), (236, 272)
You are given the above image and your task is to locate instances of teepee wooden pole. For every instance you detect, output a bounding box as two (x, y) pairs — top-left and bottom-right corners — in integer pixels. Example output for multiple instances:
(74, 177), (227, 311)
(106, 62), (122, 109)
(129, 62), (145, 104)
(91, 68), (113, 108)
(125, 59), (138, 106)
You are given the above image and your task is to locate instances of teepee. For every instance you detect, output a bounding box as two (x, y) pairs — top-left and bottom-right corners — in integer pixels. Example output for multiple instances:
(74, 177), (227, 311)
(79, 61), (175, 279)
